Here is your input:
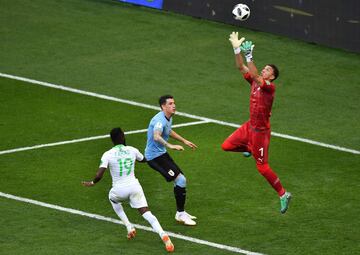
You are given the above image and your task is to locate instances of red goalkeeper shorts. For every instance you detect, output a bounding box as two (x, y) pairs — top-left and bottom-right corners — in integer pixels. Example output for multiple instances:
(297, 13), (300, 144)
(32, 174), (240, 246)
(222, 121), (271, 164)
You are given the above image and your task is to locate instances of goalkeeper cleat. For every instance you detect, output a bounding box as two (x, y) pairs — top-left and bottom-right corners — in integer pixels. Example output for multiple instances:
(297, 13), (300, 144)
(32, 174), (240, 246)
(175, 212), (196, 226)
(243, 152), (251, 157)
(280, 192), (292, 214)
(161, 234), (174, 253)
(127, 228), (136, 240)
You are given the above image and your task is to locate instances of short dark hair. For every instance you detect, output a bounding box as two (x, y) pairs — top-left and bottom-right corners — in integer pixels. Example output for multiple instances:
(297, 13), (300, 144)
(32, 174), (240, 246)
(110, 127), (126, 145)
(159, 95), (173, 108)
(267, 64), (279, 81)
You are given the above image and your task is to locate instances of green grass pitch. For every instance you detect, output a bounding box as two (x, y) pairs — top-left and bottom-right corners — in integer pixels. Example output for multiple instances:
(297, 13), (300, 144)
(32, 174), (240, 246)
(1, 1), (359, 254)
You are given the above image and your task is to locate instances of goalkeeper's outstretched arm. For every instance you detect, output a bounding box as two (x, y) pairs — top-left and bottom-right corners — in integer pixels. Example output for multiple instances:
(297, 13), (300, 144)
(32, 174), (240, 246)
(247, 60), (263, 85)
(241, 40), (264, 85)
(235, 52), (249, 74)
(229, 32), (249, 74)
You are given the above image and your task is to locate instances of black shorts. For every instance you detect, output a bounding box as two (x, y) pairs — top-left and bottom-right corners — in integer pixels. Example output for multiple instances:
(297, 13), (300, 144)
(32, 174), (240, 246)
(147, 153), (183, 182)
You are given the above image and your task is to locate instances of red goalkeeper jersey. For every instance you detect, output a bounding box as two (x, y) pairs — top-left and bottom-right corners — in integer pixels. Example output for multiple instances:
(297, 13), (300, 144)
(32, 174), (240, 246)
(243, 72), (275, 130)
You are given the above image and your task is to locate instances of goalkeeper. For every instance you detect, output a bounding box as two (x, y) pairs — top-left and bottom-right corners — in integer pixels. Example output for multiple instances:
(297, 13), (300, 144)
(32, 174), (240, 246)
(221, 32), (292, 214)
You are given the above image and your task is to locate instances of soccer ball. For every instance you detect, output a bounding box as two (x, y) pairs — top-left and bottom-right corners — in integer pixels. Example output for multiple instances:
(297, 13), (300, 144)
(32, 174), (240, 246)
(232, 4), (250, 21)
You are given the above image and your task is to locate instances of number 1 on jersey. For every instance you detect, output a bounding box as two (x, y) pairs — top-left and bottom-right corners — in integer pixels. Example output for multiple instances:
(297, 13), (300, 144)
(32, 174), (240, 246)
(259, 147), (264, 157)
(118, 158), (133, 176)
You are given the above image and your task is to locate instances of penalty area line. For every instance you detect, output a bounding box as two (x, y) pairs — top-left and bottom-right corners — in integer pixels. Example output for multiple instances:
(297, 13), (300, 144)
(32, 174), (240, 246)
(0, 191), (265, 255)
(0, 120), (210, 156)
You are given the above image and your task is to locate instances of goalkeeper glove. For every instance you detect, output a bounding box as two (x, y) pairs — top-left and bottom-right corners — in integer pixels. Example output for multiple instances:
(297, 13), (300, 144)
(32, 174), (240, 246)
(229, 32), (245, 54)
(240, 40), (255, 62)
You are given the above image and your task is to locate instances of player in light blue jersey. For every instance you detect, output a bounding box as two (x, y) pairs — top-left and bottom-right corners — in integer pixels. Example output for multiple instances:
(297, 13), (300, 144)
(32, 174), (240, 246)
(145, 95), (198, 226)
(145, 111), (173, 160)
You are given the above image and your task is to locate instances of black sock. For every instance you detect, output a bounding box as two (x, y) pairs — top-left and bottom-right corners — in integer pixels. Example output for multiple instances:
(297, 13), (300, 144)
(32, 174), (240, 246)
(174, 185), (186, 212)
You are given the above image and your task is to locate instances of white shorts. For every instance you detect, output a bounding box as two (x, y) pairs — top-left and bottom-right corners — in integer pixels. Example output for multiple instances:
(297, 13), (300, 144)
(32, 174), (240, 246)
(108, 179), (148, 209)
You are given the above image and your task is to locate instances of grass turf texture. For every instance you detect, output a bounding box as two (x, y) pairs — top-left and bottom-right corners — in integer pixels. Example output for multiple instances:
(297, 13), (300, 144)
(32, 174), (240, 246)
(0, 198), (235, 255)
(1, 0), (360, 254)
(1, 0), (359, 150)
(0, 118), (359, 254)
(0, 78), (192, 151)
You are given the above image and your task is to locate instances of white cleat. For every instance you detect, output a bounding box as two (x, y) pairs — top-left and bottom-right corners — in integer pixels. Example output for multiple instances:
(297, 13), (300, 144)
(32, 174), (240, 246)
(175, 212), (196, 226)
(184, 211), (197, 220)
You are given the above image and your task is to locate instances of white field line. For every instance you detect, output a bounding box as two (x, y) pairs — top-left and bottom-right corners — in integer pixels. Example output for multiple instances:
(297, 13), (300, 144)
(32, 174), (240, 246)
(0, 120), (210, 156)
(0, 191), (265, 255)
(1, 72), (359, 155)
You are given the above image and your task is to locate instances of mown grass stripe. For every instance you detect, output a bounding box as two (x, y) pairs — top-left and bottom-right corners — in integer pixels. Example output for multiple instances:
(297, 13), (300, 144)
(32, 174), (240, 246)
(0, 191), (265, 255)
(0, 120), (210, 155)
(1, 72), (359, 155)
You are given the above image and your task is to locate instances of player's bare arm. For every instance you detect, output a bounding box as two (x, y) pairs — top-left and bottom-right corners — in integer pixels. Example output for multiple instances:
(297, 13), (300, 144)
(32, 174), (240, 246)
(82, 167), (106, 187)
(247, 60), (264, 85)
(235, 53), (249, 74)
(170, 130), (197, 149)
(154, 130), (184, 151)
(240, 40), (264, 85)
(229, 32), (249, 74)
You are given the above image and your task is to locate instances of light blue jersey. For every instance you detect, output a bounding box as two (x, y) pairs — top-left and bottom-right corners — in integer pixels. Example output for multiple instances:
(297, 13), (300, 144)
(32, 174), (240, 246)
(145, 111), (172, 160)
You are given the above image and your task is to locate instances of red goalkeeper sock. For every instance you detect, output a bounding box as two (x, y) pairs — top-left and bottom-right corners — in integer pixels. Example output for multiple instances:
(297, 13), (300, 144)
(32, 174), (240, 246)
(256, 163), (285, 196)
